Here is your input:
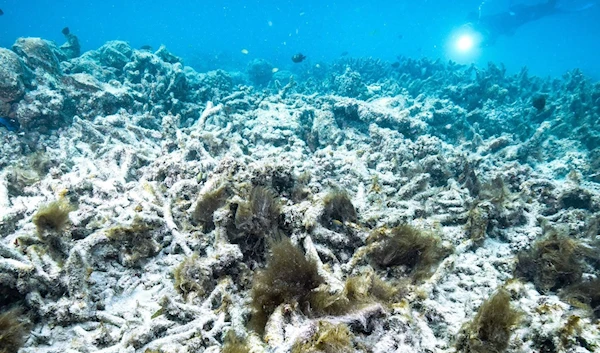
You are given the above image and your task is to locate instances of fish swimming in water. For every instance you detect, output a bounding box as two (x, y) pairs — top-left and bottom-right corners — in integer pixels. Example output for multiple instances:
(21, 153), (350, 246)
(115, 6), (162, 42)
(62, 27), (70, 36)
(140, 45), (153, 51)
(0, 9), (4, 16)
(291, 53), (306, 63)
(0, 117), (19, 132)
(391, 62), (400, 68)
(340, 51), (349, 57)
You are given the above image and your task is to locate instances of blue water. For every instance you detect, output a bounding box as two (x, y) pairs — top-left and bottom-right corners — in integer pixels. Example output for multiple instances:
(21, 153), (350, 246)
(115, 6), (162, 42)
(1, 0), (599, 78)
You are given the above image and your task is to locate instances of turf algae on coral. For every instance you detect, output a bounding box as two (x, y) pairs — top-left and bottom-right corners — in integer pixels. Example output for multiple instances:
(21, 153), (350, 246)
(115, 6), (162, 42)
(515, 230), (586, 293)
(456, 289), (521, 353)
(4, 31), (600, 352)
(222, 330), (252, 353)
(173, 254), (213, 299)
(0, 307), (30, 353)
(192, 179), (229, 231)
(106, 216), (160, 267)
(367, 224), (451, 279)
(291, 321), (354, 353)
(307, 270), (400, 317)
(320, 188), (357, 230)
(31, 199), (75, 262)
(234, 185), (281, 237)
(32, 199), (73, 235)
(249, 236), (323, 333)
(561, 278), (600, 319)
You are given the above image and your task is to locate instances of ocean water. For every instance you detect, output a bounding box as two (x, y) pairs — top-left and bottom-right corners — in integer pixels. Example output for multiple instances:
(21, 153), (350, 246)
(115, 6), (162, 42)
(1, 0), (599, 77)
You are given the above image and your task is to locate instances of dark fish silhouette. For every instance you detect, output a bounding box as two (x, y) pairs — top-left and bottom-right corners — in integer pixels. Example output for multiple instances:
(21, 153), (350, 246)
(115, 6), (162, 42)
(0, 117), (19, 132)
(0, 9), (4, 16)
(391, 62), (400, 68)
(532, 95), (546, 111)
(340, 51), (349, 56)
(62, 27), (70, 36)
(291, 53), (306, 63)
(140, 45), (153, 51)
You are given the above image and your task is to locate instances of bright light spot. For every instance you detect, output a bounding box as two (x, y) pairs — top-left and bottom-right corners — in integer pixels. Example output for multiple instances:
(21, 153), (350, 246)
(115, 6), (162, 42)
(272, 68), (279, 73)
(456, 34), (474, 52)
(241, 49), (249, 55)
(446, 25), (484, 63)
(267, 20), (273, 27)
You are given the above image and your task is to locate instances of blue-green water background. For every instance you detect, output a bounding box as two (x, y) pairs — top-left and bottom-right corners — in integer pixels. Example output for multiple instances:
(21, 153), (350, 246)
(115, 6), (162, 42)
(1, 0), (599, 78)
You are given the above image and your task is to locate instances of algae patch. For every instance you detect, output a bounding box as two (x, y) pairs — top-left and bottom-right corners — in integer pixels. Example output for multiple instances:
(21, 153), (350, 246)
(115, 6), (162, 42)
(32, 199), (73, 235)
(456, 289), (521, 353)
(249, 236), (323, 333)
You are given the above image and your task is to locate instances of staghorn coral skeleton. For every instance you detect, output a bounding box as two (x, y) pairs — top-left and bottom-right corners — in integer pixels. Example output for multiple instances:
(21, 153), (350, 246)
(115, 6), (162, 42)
(0, 37), (599, 353)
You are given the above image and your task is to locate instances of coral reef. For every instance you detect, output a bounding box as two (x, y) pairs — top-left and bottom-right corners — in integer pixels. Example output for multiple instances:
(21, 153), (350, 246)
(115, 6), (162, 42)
(1, 34), (600, 353)
(247, 59), (274, 87)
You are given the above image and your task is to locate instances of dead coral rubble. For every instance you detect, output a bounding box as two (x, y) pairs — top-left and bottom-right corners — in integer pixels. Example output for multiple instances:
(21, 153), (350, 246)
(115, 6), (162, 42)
(1, 33), (600, 353)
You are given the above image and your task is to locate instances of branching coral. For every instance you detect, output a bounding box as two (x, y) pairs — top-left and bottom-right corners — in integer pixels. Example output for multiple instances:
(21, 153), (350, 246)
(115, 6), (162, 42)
(106, 216), (161, 267)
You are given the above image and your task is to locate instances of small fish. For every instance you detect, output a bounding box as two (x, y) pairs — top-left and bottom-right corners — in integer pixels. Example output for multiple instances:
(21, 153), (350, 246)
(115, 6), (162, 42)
(62, 27), (70, 36)
(291, 53), (306, 63)
(397, 34), (404, 40)
(241, 48), (249, 55)
(272, 67), (279, 73)
(391, 62), (400, 68)
(340, 51), (349, 57)
(0, 9), (4, 16)
(140, 45), (153, 51)
(0, 117), (19, 132)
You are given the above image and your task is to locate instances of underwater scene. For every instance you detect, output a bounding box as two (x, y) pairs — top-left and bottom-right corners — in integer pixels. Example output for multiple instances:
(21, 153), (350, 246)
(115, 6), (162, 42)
(1, 0), (600, 352)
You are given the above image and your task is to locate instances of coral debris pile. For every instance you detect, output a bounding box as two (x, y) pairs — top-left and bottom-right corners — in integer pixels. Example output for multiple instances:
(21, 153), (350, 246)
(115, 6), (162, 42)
(1, 38), (600, 353)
